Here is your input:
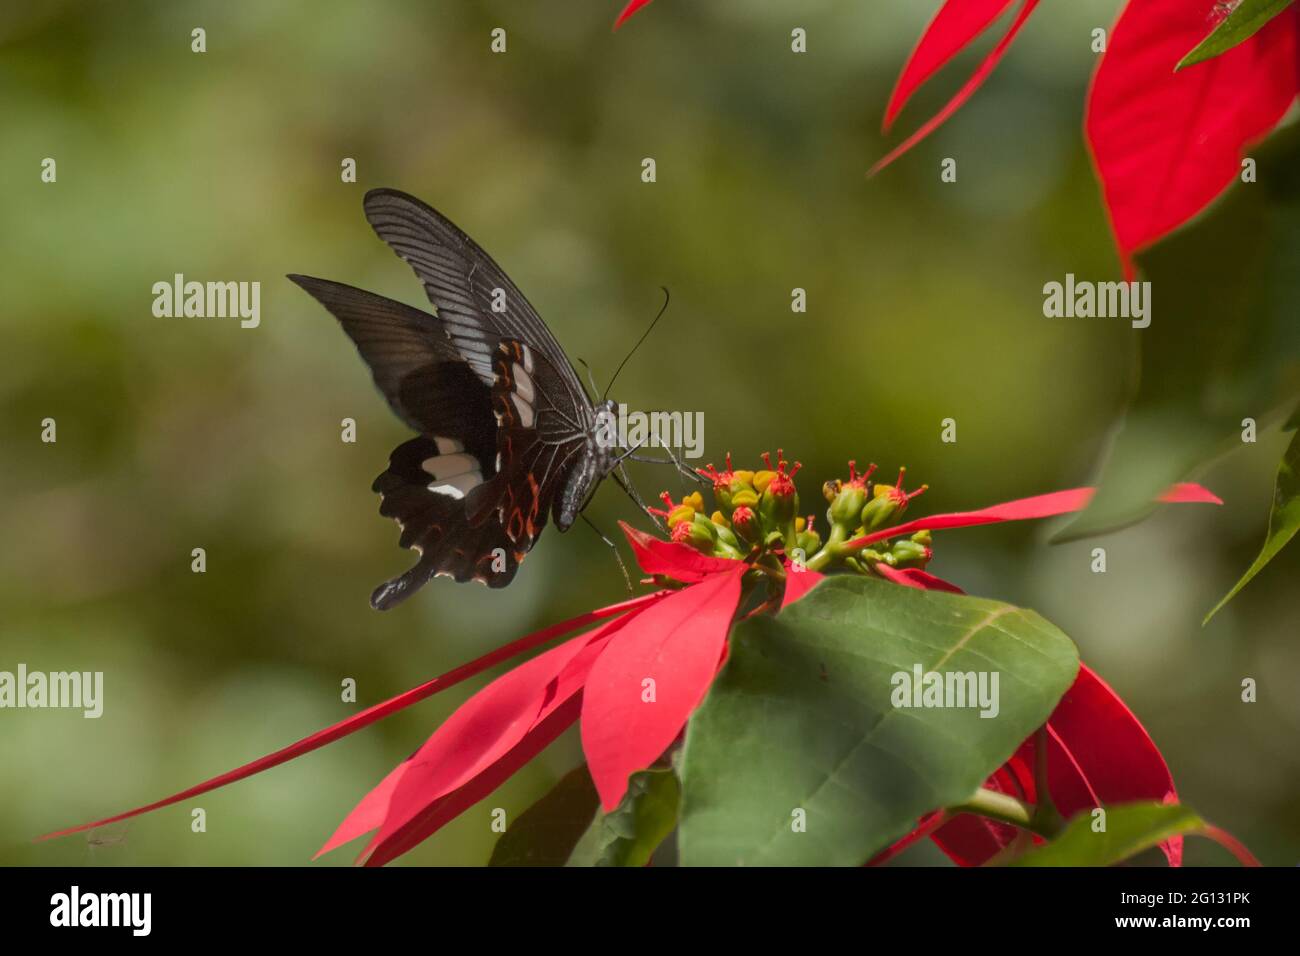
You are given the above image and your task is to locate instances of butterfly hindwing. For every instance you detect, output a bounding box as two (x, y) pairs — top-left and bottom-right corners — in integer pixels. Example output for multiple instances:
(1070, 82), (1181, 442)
(370, 339), (587, 607)
(369, 436), (522, 609)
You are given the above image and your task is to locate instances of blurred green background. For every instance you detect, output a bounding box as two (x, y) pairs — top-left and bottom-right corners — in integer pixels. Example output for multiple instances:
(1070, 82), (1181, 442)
(2, 0), (1297, 866)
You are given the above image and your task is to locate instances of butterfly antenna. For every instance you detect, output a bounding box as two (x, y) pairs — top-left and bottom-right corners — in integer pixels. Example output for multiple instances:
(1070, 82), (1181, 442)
(580, 514), (633, 594)
(603, 286), (670, 402)
(576, 358), (601, 402)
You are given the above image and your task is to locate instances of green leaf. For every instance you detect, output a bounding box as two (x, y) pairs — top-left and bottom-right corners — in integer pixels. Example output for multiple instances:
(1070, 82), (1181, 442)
(1205, 422), (1300, 622)
(488, 765), (600, 867)
(1177, 0), (1296, 70)
(567, 767), (679, 867)
(677, 576), (1079, 866)
(1011, 802), (1204, 867)
(1054, 125), (1300, 542)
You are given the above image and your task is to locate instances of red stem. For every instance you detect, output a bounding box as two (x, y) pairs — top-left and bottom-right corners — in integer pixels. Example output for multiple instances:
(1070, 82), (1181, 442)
(1199, 824), (1261, 867)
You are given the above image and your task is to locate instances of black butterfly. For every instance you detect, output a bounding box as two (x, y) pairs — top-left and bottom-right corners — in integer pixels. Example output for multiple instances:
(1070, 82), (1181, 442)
(289, 189), (627, 610)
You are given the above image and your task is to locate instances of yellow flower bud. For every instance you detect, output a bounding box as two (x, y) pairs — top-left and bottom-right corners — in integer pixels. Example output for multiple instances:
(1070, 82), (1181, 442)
(667, 504), (695, 528)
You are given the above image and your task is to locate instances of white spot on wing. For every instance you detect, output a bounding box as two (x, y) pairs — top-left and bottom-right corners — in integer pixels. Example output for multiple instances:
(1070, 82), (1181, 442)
(428, 470), (483, 498)
(422, 453), (478, 480)
(512, 363), (535, 403)
(434, 436), (464, 455)
(511, 392), (535, 428)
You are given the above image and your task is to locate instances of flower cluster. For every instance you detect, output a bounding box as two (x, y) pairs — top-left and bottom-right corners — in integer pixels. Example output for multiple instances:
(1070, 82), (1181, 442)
(656, 451), (937, 585)
(652, 451), (817, 561)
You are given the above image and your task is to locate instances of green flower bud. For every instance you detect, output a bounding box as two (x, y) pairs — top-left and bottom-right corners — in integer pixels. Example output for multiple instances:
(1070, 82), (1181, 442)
(759, 459), (801, 532)
(796, 529), (822, 555)
(861, 468), (927, 533)
(859, 492), (901, 532)
(829, 482), (869, 527)
(671, 513), (716, 554)
(712, 519), (742, 553)
(888, 538), (930, 568)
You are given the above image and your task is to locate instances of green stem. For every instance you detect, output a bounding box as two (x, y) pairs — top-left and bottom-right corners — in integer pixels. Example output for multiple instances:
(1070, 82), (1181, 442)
(1031, 726), (1063, 834)
(806, 525), (848, 572)
(755, 554), (785, 580)
(806, 546), (834, 572)
(952, 787), (1055, 838)
(837, 533), (876, 556)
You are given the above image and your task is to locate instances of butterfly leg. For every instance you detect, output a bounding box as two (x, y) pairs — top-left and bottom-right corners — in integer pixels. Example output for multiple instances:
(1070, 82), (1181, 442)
(612, 464), (664, 530)
(627, 449), (708, 487)
(581, 513), (633, 593)
(660, 442), (708, 488)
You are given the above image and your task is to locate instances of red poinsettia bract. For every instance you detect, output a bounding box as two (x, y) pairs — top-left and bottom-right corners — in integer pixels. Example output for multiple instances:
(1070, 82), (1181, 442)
(614, 0), (655, 31)
(875, 0), (1300, 276)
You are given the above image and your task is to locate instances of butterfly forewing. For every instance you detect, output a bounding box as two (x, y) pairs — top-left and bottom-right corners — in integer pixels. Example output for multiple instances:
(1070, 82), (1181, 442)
(363, 189), (584, 393)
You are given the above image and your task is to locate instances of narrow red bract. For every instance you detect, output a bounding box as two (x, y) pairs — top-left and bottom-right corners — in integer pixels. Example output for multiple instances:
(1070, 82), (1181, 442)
(332, 617), (626, 860)
(780, 562), (824, 608)
(38, 592), (666, 842)
(871, 0), (1041, 176)
(1086, 0), (1299, 277)
(883, 0), (1017, 130)
(872, 564), (964, 593)
(582, 563), (746, 810)
(849, 482), (1219, 551)
(325, 531), (745, 858)
(363, 699), (585, 867)
(878, 0), (1298, 271)
(622, 521), (738, 582)
(1036, 664), (1183, 865)
(614, 0), (654, 31)
(930, 665), (1185, 867)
